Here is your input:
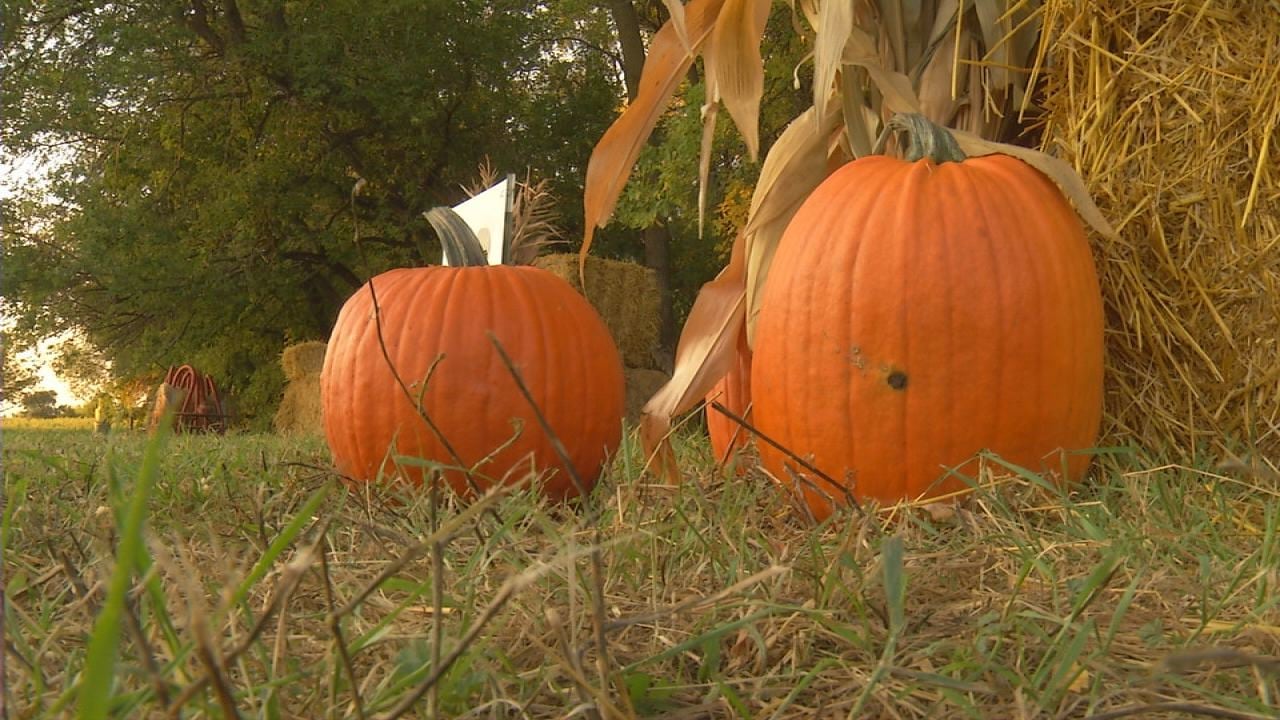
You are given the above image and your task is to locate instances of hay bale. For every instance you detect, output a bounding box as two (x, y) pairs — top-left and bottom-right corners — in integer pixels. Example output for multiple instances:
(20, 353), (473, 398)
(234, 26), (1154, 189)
(534, 254), (661, 369)
(281, 341), (327, 381)
(274, 374), (324, 436)
(624, 367), (670, 423)
(1039, 2), (1280, 457)
(275, 341), (326, 436)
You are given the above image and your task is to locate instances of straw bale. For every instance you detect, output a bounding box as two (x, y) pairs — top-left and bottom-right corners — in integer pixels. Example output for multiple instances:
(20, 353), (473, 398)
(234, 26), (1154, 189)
(534, 254), (661, 369)
(273, 374), (324, 436)
(624, 367), (670, 423)
(281, 341), (327, 381)
(1038, 2), (1280, 457)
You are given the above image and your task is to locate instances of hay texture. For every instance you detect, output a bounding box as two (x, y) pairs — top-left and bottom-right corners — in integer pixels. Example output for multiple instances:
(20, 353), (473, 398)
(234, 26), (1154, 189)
(1038, 2), (1280, 458)
(534, 254), (661, 369)
(274, 341), (325, 436)
(624, 367), (670, 423)
(281, 340), (327, 381)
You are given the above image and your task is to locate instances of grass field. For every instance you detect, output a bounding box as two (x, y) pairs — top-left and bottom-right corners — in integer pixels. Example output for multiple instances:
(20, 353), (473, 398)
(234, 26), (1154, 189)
(3, 420), (1277, 718)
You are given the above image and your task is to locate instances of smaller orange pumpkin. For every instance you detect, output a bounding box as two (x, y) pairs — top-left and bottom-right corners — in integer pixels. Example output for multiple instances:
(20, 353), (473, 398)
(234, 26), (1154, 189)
(705, 327), (753, 469)
(321, 207), (625, 500)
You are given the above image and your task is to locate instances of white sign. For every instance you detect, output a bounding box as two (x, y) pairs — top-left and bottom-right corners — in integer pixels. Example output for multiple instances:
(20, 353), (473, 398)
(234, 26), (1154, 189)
(442, 174), (515, 266)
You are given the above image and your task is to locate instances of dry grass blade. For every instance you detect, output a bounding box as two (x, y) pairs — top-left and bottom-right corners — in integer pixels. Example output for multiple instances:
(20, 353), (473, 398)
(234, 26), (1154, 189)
(1081, 702), (1277, 720)
(372, 544), (623, 720)
(604, 565), (788, 630)
(487, 333), (621, 718)
(708, 399), (865, 518)
(580, 0), (725, 261)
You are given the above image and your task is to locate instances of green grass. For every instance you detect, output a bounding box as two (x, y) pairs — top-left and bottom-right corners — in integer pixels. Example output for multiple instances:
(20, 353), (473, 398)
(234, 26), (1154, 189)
(3, 421), (1277, 718)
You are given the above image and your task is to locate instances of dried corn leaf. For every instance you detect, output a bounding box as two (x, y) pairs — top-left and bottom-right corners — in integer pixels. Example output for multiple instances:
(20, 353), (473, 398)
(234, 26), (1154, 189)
(951, 129), (1117, 239)
(812, 0), (853, 125)
(663, 0), (690, 52)
(581, 0), (725, 262)
(698, 93), (720, 236)
(704, 0), (771, 160)
(917, 24), (968, 125)
(640, 233), (748, 481)
(840, 67), (875, 157)
(843, 25), (922, 115)
(743, 103), (844, 344)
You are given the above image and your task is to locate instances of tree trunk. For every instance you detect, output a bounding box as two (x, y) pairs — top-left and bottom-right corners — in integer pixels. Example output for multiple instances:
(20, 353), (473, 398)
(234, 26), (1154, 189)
(608, 0), (678, 360)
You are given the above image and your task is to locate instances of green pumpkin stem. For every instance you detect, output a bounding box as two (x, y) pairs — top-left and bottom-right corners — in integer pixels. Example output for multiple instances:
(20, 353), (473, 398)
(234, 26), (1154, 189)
(425, 206), (488, 266)
(885, 113), (967, 164)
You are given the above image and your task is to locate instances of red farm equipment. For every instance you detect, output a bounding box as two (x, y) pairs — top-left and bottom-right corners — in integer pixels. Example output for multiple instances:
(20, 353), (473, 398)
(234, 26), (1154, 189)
(148, 364), (229, 434)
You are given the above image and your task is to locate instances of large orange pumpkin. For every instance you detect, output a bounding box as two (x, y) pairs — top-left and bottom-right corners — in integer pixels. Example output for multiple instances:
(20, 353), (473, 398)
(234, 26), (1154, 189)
(706, 326), (752, 467)
(321, 208), (625, 500)
(751, 115), (1104, 519)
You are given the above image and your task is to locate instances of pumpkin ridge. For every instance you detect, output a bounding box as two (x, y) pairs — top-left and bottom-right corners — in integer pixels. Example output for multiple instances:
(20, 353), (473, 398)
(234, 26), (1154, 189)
(860, 160), (917, 501)
(941, 159), (1008, 480)
(1026, 162), (1102, 472)
(364, 272), (404, 480)
(906, 159), (956, 500)
(838, 160), (902, 500)
(513, 268), (555, 490)
(897, 161), (928, 501)
(1001, 159), (1056, 465)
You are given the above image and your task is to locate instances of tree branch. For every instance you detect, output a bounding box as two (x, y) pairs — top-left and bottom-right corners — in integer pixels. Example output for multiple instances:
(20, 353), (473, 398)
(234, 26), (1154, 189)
(183, 0), (225, 55)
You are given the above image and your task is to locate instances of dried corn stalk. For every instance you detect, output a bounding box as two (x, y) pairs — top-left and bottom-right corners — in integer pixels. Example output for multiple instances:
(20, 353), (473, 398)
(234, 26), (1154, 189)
(584, 0), (1115, 479)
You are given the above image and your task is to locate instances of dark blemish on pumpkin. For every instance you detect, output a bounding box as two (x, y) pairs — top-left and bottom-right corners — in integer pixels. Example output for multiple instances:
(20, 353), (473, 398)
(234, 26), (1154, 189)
(887, 371), (908, 390)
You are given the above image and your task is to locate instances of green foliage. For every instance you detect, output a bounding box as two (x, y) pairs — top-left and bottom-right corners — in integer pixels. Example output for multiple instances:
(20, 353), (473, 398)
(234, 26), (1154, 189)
(2, 0), (620, 422)
(1, 330), (40, 409)
(607, 5), (813, 319)
(20, 389), (69, 418)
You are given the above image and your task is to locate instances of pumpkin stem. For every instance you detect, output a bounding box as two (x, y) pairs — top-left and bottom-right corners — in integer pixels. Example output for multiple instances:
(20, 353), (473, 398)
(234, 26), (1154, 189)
(425, 206), (488, 266)
(885, 113), (967, 164)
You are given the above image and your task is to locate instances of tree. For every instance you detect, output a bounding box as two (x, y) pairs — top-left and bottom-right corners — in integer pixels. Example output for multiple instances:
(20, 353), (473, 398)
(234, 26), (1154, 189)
(1, 333), (40, 412)
(3, 0), (620, 423)
(21, 390), (66, 419)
